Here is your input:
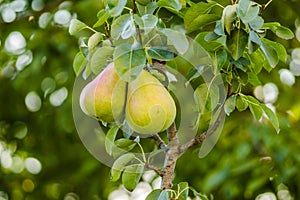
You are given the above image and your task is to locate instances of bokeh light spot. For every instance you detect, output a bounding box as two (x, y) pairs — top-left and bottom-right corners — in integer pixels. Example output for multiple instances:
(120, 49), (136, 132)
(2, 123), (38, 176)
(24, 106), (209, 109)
(1, 6), (16, 23)
(31, 0), (44, 11)
(25, 157), (42, 174)
(22, 179), (35, 192)
(54, 9), (71, 25)
(25, 92), (42, 112)
(16, 50), (33, 71)
(5, 31), (26, 55)
(50, 87), (68, 107)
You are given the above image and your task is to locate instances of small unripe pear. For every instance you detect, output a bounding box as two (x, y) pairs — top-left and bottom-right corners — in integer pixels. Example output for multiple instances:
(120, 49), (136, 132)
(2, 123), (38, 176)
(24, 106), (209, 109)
(126, 70), (176, 134)
(79, 63), (126, 122)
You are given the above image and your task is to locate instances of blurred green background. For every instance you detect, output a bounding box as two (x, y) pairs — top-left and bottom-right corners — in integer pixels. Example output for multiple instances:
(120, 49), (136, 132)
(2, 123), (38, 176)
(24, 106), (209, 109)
(1, 0), (300, 199)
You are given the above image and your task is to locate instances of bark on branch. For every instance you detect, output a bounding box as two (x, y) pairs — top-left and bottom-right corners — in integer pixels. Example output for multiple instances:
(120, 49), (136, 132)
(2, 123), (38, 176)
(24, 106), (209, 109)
(161, 122), (180, 190)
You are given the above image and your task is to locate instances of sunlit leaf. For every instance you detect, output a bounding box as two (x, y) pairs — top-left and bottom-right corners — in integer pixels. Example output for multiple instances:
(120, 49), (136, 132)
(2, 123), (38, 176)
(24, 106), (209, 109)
(122, 164), (144, 191)
(224, 95), (236, 116)
(111, 14), (135, 40)
(261, 104), (280, 132)
(90, 46), (114, 74)
(105, 125), (119, 156)
(93, 10), (110, 28)
(236, 95), (248, 111)
(259, 40), (279, 68)
(136, 2), (158, 15)
(246, 95), (263, 120)
(107, 0), (127, 17)
(113, 43), (146, 81)
(146, 189), (169, 200)
(186, 14), (220, 33)
(194, 83), (219, 114)
(157, 0), (182, 11)
(110, 153), (136, 182)
(88, 32), (103, 52)
(159, 29), (188, 55)
(69, 19), (88, 35)
(184, 2), (217, 31)
(222, 5), (237, 35)
(73, 51), (87, 76)
(177, 182), (189, 200)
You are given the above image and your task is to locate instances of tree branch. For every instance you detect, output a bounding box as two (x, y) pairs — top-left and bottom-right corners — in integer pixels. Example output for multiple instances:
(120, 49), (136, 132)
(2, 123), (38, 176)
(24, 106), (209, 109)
(161, 122), (180, 190)
(146, 163), (165, 177)
(152, 133), (167, 149)
(179, 105), (225, 153)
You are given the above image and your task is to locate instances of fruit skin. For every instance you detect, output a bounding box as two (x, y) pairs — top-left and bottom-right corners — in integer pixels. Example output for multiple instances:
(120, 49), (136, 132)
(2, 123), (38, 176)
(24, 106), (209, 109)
(126, 70), (176, 135)
(79, 63), (126, 122)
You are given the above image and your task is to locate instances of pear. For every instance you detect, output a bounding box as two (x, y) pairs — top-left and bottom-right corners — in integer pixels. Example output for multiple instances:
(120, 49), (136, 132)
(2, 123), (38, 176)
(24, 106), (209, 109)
(126, 70), (176, 135)
(79, 63), (126, 123)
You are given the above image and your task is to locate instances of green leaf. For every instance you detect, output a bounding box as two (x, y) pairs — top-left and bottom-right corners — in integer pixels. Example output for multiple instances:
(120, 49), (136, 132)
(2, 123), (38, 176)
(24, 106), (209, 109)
(113, 43), (146, 82)
(226, 29), (248, 60)
(159, 28), (188, 55)
(88, 32), (103, 52)
(115, 138), (137, 152)
(216, 49), (227, 70)
(248, 72), (261, 86)
(261, 38), (287, 63)
(195, 32), (223, 52)
(122, 164), (144, 191)
(236, 95), (248, 111)
(69, 19), (88, 35)
(246, 51), (263, 74)
(138, 14), (158, 33)
(147, 47), (174, 61)
(110, 153), (136, 182)
(73, 51), (87, 76)
(186, 14), (220, 33)
(237, 0), (251, 15)
(105, 126), (119, 156)
(222, 5), (237, 35)
(90, 46), (114, 74)
(107, 0), (127, 17)
(146, 189), (169, 200)
(246, 95), (263, 120)
(249, 16), (264, 29)
(238, 4), (259, 24)
(261, 104), (280, 132)
(111, 14), (136, 40)
(177, 182), (189, 200)
(272, 26), (294, 40)
(259, 39), (279, 68)
(136, 2), (158, 15)
(184, 2), (217, 30)
(157, 0), (182, 11)
(93, 10), (110, 28)
(194, 83), (219, 114)
(224, 95), (236, 116)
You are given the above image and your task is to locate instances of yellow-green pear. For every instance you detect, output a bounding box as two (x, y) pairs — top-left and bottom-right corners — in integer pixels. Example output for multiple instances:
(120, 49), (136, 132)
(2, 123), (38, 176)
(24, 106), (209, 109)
(126, 70), (176, 134)
(79, 63), (126, 122)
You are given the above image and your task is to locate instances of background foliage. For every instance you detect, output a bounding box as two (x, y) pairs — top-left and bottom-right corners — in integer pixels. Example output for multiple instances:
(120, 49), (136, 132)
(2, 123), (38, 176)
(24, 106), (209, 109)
(0, 0), (300, 199)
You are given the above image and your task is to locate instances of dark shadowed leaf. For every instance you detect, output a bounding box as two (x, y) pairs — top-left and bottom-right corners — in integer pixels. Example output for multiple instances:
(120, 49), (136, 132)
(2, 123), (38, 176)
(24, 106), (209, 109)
(147, 47), (174, 61)
(226, 29), (248, 60)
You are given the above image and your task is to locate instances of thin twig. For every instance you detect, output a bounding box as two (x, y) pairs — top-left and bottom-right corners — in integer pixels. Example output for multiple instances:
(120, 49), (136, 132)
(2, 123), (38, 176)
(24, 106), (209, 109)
(104, 22), (113, 45)
(152, 134), (167, 149)
(146, 163), (165, 177)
